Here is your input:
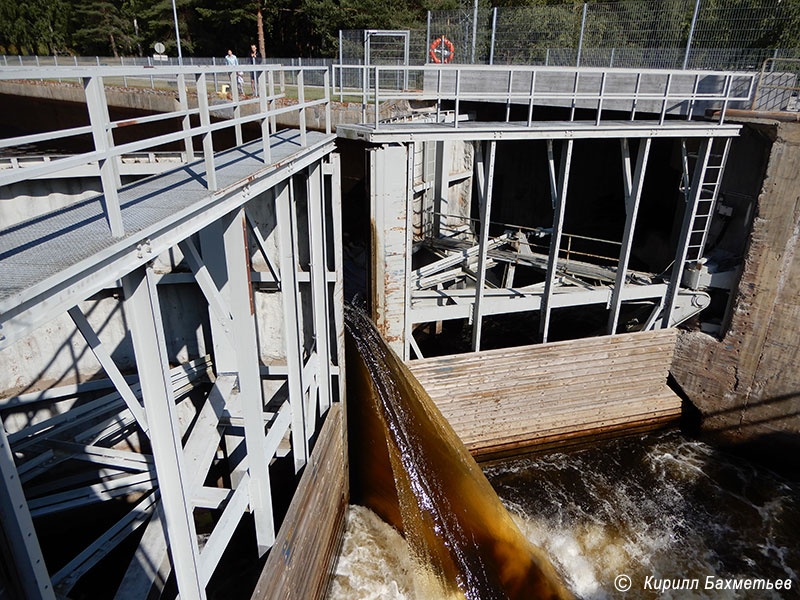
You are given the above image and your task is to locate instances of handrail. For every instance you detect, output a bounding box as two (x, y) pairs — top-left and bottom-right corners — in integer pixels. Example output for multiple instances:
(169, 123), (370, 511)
(0, 64), (333, 238)
(333, 64), (756, 129)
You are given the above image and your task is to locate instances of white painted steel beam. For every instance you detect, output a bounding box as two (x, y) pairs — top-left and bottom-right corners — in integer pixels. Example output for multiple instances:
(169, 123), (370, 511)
(0, 137), (336, 352)
(0, 424), (56, 599)
(196, 72), (217, 192)
(432, 140), (451, 239)
(607, 138), (651, 334)
(539, 139), (573, 343)
(68, 306), (149, 433)
(471, 141), (497, 351)
(51, 492), (157, 595)
(662, 138), (712, 329)
(336, 121), (742, 144)
(326, 154), (347, 405)
(307, 163), (333, 416)
(176, 73), (195, 162)
(83, 75), (124, 237)
(221, 208), (275, 553)
(121, 265), (205, 600)
(275, 180), (307, 471)
(412, 283), (668, 324)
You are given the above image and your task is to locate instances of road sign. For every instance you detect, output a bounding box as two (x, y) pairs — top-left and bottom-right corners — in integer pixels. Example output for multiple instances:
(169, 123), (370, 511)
(154, 42), (166, 54)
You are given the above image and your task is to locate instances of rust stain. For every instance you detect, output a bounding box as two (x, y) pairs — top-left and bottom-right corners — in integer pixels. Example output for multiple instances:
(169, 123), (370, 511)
(242, 214), (255, 316)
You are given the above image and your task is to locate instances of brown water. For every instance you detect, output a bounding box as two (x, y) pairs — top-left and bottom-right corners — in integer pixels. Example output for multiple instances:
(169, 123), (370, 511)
(342, 307), (573, 600)
(330, 429), (800, 600)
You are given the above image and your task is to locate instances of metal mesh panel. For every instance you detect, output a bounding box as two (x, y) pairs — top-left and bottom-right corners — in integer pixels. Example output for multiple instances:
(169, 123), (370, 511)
(492, 5), (579, 65)
(421, 0), (799, 70)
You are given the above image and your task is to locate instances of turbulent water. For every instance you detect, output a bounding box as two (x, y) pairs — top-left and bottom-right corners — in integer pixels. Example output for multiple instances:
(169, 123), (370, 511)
(329, 430), (800, 600)
(344, 307), (572, 600)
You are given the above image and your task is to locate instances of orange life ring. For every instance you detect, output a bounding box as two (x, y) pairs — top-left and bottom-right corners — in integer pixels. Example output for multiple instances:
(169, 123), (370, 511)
(429, 36), (455, 64)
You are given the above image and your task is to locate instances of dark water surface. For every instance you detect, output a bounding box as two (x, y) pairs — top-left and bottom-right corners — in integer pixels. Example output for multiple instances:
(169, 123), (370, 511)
(330, 429), (800, 599)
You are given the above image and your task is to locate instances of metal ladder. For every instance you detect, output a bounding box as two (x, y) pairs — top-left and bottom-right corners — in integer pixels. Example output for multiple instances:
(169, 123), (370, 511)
(680, 137), (732, 262)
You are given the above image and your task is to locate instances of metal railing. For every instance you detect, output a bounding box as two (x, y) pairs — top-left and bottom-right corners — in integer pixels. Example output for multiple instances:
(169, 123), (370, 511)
(0, 63), (332, 238)
(333, 64), (756, 129)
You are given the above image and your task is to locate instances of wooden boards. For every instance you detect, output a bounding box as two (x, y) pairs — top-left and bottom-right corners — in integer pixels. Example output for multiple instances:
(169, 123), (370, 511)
(409, 329), (682, 459)
(250, 403), (347, 600)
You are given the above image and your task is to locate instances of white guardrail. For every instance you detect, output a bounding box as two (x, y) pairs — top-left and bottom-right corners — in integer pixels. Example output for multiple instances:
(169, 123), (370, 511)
(333, 64), (756, 128)
(0, 63), (332, 238)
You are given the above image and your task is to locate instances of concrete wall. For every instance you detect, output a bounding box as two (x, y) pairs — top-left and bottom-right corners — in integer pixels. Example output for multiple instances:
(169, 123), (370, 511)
(0, 184), (307, 405)
(671, 120), (800, 447)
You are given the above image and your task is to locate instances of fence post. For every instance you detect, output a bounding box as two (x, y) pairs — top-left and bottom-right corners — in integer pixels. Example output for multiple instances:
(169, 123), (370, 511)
(471, 0), (479, 64)
(683, 0), (701, 70)
(212, 56), (218, 92)
(121, 56), (127, 87)
(426, 11), (431, 64)
(576, 2), (588, 67)
(489, 7), (497, 65)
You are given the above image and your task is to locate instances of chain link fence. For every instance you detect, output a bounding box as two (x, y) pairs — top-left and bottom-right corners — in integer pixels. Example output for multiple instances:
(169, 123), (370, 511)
(412, 0), (800, 71)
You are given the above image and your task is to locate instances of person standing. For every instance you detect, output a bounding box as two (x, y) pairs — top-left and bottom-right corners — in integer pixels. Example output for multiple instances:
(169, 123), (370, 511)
(225, 50), (244, 96)
(249, 43), (262, 96)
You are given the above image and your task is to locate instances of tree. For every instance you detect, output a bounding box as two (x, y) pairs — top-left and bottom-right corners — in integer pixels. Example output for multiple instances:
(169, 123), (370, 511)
(70, 0), (137, 57)
(0, 0), (69, 55)
(140, 0), (199, 57)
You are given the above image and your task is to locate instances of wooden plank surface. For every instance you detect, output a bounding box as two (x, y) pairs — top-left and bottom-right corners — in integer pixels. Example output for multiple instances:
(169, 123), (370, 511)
(250, 403), (347, 600)
(409, 330), (682, 457)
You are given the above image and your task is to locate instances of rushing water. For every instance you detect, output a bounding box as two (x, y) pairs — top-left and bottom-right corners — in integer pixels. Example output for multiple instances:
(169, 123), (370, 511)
(329, 429), (800, 599)
(343, 307), (572, 600)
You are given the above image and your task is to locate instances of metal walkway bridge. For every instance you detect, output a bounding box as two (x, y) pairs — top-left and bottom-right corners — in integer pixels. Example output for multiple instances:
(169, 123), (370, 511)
(0, 63), (343, 600)
(0, 62), (754, 599)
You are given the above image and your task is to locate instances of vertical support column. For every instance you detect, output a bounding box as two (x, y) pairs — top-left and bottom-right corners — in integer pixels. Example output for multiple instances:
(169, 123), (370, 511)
(539, 139), (574, 343)
(662, 138), (712, 329)
(607, 138), (651, 334)
(196, 73), (217, 192)
(426, 12), (432, 64)
(275, 180), (308, 471)
(403, 144), (415, 361)
(258, 70), (271, 165)
(222, 209), (275, 553)
(471, 141), (497, 352)
(471, 0), (479, 64)
(0, 424), (56, 599)
(307, 163), (332, 415)
(326, 154), (346, 404)
(122, 266), (204, 600)
(576, 2), (588, 67)
(684, 0), (701, 70)
(489, 7), (497, 65)
(83, 75), (124, 237)
(432, 140), (451, 239)
(369, 144), (409, 356)
(230, 71), (243, 147)
(177, 73), (195, 162)
(297, 69), (307, 146)
(324, 68), (332, 135)
(268, 70), (277, 135)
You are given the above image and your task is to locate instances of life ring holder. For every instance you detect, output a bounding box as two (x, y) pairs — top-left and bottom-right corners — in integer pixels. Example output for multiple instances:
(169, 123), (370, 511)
(429, 36), (455, 64)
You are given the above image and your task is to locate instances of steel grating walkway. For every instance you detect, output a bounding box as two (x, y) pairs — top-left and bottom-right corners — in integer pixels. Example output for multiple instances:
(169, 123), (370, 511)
(0, 129), (335, 347)
(336, 119), (742, 143)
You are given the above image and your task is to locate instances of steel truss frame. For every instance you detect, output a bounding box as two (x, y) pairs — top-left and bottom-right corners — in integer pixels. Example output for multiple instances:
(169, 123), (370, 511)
(0, 153), (344, 599)
(374, 130), (731, 359)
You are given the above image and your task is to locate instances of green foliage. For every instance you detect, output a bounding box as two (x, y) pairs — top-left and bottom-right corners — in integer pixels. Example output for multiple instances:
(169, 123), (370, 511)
(70, 0), (138, 56)
(0, 0), (69, 54)
(1, 0), (798, 59)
